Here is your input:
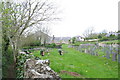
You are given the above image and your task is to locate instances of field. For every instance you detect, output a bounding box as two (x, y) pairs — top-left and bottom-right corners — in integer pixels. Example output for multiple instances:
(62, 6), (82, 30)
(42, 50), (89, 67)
(32, 44), (118, 78)
(100, 40), (119, 44)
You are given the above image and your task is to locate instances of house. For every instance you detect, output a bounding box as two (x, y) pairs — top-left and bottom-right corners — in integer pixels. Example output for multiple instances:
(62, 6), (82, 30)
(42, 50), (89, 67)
(106, 31), (120, 37)
(75, 36), (84, 41)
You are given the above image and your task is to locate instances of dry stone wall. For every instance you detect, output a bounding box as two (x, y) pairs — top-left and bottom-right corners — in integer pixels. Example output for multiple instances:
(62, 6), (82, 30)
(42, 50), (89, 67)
(24, 59), (61, 79)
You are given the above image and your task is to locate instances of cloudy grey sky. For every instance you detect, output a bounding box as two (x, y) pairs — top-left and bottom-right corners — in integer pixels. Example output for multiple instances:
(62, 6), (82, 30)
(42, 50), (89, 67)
(6, 0), (119, 37)
(50, 0), (119, 37)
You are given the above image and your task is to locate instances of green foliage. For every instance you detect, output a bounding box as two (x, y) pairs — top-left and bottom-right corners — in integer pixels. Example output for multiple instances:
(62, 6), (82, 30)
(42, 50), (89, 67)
(29, 41), (41, 46)
(45, 43), (62, 48)
(16, 54), (35, 78)
(100, 40), (119, 44)
(45, 43), (56, 48)
(108, 34), (118, 40)
(74, 41), (96, 46)
(99, 37), (109, 41)
(98, 35), (102, 38)
(22, 40), (41, 47)
(72, 37), (76, 44)
(118, 34), (120, 40)
(1, 2), (14, 28)
(2, 46), (14, 77)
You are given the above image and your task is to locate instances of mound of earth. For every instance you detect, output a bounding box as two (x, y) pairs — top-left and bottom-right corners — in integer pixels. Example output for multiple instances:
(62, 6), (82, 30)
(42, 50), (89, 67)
(60, 70), (83, 77)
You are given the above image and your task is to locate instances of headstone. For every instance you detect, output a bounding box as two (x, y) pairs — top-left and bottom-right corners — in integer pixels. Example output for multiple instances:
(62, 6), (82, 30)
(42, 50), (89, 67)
(92, 47), (96, 55)
(106, 50), (110, 59)
(95, 52), (99, 56)
(84, 49), (87, 53)
(112, 52), (117, 61)
(68, 45), (71, 48)
(118, 54), (120, 63)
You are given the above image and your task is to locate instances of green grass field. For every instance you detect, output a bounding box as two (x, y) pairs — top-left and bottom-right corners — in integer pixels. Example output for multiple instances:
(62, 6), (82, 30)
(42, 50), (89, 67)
(100, 40), (119, 44)
(32, 44), (118, 78)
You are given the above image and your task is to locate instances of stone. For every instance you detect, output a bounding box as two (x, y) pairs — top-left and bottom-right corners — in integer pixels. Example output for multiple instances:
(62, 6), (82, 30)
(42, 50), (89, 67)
(112, 52), (117, 61)
(24, 59), (61, 79)
(106, 50), (110, 59)
(118, 54), (120, 63)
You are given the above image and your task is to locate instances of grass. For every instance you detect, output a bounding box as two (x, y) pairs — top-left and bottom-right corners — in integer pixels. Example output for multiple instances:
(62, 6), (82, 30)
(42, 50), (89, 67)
(100, 40), (120, 44)
(74, 40), (120, 46)
(74, 41), (97, 46)
(32, 44), (118, 78)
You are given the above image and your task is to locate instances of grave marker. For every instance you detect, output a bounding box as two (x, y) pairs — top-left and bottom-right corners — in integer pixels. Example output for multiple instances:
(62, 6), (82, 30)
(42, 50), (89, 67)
(112, 52), (117, 61)
(106, 50), (110, 59)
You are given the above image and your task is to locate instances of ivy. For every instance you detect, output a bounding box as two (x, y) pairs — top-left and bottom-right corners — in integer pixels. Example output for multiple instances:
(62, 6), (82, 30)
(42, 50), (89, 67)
(16, 53), (35, 78)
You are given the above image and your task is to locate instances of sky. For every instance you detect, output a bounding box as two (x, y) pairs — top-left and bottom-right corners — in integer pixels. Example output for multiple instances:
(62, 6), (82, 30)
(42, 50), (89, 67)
(49, 0), (119, 37)
(6, 0), (119, 37)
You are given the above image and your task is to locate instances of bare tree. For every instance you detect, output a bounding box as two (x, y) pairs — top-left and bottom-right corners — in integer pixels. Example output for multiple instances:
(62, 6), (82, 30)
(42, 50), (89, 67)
(83, 27), (95, 38)
(1, 0), (59, 63)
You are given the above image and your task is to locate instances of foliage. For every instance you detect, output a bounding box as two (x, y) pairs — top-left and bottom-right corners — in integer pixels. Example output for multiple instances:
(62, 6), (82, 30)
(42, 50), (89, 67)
(99, 34), (118, 41)
(45, 43), (56, 48)
(100, 40), (120, 44)
(98, 35), (102, 38)
(16, 53), (35, 78)
(2, 46), (14, 77)
(99, 37), (109, 41)
(1, 0), (59, 66)
(72, 37), (76, 44)
(45, 43), (62, 48)
(118, 34), (120, 40)
(74, 41), (97, 46)
(28, 41), (41, 46)
(108, 34), (118, 40)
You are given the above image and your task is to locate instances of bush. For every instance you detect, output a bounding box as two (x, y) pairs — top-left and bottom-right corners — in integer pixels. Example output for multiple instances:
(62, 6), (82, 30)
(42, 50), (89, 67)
(16, 53), (35, 78)
(45, 43), (56, 48)
(22, 41), (41, 47)
(99, 37), (109, 41)
(2, 46), (14, 78)
(98, 35), (102, 38)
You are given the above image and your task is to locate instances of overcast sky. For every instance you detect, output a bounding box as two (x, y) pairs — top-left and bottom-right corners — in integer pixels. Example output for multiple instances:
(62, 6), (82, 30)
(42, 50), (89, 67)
(49, 0), (119, 37)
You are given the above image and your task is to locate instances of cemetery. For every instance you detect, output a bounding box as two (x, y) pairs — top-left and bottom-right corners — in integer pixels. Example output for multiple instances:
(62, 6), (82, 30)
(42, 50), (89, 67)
(28, 43), (118, 78)
(1, 0), (119, 79)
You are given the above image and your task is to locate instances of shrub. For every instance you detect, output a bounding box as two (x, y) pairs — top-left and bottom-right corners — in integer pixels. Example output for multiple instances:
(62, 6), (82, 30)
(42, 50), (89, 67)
(16, 53), (35, 78)
(2, 46), (14, 78)
(45, 43), (56, 48)
(99, 37), (108, 41)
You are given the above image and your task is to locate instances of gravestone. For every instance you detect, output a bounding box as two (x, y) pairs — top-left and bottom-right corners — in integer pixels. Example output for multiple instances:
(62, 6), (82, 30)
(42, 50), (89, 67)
(112, 52), (117, 61)
(92, 47), (96, 55)
(106, 50), (110, 59)
(84, 49), (87, 53)
(109, 46), (112, 54)
(78, 46), (81, 52)
(95, 52), (99, 56)
(118, 54), (120, 63)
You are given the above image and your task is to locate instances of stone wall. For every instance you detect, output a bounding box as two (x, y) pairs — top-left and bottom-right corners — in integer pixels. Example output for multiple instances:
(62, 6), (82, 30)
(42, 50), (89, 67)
(24, 59), (61, 79)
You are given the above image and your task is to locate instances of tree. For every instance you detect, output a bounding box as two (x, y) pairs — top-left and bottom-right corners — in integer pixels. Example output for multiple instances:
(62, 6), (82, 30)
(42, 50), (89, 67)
(1, 0), (59, 70)
(83, 27), (95, 38)
(101, 29), (107, 34)
(98, 35), (102, 39)
(72, 37), (76, 44)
